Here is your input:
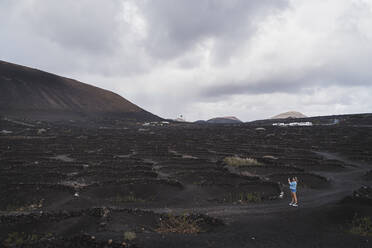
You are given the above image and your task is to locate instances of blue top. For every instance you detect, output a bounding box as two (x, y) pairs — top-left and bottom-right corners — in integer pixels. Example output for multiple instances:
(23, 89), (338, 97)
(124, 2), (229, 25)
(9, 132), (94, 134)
(289, 181), (297, 191)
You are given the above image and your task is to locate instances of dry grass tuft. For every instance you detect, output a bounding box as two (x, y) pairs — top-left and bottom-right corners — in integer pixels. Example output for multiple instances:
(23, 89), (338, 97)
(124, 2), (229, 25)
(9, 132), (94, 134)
(123, 231), (136, 241)
(156, 214), (202, 234)
(350, 215), (372, 236)
(223, 156), (262, 167)
(223, 192), (262, 203)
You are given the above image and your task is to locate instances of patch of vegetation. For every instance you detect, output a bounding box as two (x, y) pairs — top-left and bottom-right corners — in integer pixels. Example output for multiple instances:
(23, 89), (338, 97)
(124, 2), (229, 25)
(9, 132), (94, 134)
(223, 156), (262, 167)
(156, 213), (202, 234)
(192, 180), (207, 186)
(3, 232), (53, 247)
(5, 199), (44, 212)
(223, 192), (262, 203)
(112, 193), (148, 203)
(350, 214), (372, 236)
(123, 231), (136, 241)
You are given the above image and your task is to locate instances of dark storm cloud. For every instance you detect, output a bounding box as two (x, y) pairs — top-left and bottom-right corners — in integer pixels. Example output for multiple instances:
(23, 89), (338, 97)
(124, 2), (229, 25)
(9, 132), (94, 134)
(138, 0), (289, 60)
(0, 0), (289, 75)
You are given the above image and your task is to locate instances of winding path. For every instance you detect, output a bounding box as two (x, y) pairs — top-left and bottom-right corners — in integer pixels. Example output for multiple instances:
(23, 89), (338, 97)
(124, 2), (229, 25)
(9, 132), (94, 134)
(142, 150), (372, 222)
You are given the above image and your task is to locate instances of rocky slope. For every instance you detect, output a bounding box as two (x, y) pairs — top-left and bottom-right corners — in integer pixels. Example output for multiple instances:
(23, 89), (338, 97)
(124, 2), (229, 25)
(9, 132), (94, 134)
(0, 60), (161, 121)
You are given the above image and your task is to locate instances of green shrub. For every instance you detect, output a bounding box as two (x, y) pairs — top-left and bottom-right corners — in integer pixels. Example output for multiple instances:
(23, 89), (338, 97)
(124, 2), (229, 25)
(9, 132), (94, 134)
(5, 199), (44, 212)
(224, 192), (262, 203)
(113, 193), (146, 203)
(3, 232), (53, 247)
(156, 213), (202, 234)
(123, 231), (136, 241)
(350, 215), (372, 236)
(223, 156), (262, 167)
(244, 192), (262, 203)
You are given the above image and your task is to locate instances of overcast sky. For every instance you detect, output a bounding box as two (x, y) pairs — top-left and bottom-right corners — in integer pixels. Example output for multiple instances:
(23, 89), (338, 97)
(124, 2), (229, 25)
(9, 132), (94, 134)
(1, 0), (372, 121)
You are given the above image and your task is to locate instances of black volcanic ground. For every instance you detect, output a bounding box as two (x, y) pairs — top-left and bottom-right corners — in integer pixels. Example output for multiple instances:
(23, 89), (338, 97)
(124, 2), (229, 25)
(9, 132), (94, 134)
(1, 115), (372, 247)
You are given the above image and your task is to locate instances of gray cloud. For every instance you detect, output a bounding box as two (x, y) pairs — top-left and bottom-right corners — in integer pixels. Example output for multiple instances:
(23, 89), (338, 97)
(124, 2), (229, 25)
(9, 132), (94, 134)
(199, 60), (372, 100)
(22, 0), (123, 54)
(0, 0), (151, 76)
(139, 0), (289, 60)
(0, 0), (371, 121)
(1, 0), (289, 74)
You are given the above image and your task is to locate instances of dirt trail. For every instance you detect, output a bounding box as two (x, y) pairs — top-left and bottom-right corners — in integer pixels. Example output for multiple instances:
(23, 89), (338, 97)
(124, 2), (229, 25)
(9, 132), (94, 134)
(142, 150), (372, 221)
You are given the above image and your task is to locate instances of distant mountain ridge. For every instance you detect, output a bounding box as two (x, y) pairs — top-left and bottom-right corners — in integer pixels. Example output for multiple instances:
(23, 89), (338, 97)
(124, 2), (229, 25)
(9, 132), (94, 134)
(195, 116), (242, 124)
(0, 60), (161, 121)
(271, 111), (307, 119)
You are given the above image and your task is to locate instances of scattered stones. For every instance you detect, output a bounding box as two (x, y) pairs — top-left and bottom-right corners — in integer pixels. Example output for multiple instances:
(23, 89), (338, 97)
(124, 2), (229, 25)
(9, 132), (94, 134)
(102, 207), (110, 218)
(349, 186), (372, 204)
(50, 154), (75, 162)
(182, 154), (198, 159)
(138, 128), (149, 132)
(255, 127), (266, 131)
(262, 155), (278, 160)
(1, 130), (13, 134)
(37, 128), (47, 134)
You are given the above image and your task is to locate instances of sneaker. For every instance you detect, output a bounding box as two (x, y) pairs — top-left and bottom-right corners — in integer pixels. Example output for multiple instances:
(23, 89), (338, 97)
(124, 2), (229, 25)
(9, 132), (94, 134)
(289, 202), (293, 206)
(292, 203), (298, 207)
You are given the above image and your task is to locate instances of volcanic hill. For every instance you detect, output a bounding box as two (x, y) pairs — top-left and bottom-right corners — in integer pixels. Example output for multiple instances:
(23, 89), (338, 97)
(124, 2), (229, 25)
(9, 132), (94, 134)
(194, 116), (242, 124)
(0, 60), (161, 121)
(207, 116), (242, 124)
(271, 111), (307, 119)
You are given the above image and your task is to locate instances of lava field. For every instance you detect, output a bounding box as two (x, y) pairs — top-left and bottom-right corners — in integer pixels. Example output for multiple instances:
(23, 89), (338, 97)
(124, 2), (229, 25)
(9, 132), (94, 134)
(1, 117), (372, 247)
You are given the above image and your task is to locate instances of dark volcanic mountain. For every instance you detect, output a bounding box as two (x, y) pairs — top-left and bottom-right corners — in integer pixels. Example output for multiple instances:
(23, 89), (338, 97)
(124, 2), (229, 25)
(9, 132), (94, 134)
(0, 60), (161, 121)
(206, 116), (242, 124)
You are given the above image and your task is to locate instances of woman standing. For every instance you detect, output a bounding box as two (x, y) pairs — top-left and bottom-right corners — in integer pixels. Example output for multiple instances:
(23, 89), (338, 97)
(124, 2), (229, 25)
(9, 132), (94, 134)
(288, 177), (298, 207)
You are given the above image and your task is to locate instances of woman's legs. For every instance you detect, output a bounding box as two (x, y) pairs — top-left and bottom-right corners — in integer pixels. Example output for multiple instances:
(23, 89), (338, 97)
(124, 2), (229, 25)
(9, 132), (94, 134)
(290, 192), (294, 204)
(293, 192), (298, 204)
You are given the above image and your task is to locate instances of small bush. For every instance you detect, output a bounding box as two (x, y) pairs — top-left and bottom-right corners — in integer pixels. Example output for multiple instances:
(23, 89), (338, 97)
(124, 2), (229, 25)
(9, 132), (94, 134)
(5, 199), (44, 212)
(113, 194), (146, 203)
(3, 232), (53, 247)
(244, 192), (262, 203)
(223, 156), (262, 167)
(223, 192), (262, 203)
(156, 213), (202, 234)
(350, 215), (372, 236)
(124, 231), (136, 241)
